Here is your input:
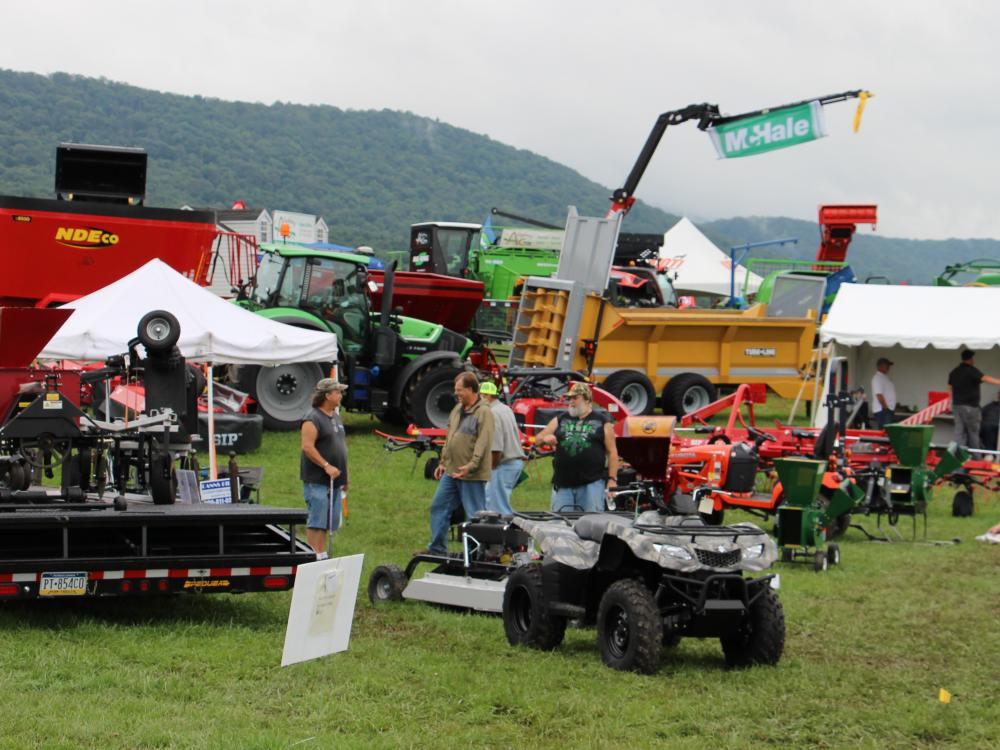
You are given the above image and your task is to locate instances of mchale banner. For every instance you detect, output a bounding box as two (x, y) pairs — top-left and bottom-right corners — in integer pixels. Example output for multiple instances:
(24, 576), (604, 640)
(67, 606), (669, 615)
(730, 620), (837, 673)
(707, 100), (827, 159)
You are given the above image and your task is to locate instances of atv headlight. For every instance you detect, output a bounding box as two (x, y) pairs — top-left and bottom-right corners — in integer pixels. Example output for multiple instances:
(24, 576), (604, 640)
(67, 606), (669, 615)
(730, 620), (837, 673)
(743, 543), (765, 560)
(654, 543), (693, 561)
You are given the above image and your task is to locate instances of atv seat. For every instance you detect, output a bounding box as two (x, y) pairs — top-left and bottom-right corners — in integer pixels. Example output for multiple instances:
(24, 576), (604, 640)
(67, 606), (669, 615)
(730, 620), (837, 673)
(573, 513), (634, 543)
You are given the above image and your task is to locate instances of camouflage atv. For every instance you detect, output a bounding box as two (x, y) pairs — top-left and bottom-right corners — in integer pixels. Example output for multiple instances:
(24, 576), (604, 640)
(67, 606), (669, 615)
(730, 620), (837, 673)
(503, 511), (785, 674)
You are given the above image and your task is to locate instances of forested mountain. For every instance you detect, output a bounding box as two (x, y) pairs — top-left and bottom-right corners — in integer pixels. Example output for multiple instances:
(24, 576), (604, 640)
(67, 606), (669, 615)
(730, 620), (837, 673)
(1, 69), (997, 283)
(0, 69), (675, 252)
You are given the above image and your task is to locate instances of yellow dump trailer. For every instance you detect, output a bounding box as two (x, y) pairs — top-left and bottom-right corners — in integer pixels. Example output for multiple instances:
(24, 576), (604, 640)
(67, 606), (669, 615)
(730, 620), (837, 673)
(511, 285), (818, 415)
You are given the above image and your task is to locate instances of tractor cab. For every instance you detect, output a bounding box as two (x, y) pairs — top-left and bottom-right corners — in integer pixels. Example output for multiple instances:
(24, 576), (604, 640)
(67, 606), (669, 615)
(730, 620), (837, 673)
(409, 222), (481, 277)
(252, 248), (374, 357)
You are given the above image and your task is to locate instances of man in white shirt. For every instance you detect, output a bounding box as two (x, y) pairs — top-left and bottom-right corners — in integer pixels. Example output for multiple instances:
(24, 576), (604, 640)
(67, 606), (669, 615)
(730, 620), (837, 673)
(871, 357), (897, 429)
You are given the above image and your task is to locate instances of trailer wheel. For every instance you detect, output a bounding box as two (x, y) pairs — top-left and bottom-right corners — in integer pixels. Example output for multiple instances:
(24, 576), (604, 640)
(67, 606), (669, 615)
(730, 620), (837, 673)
(238, 362), (325, 431)
(150, 452), (177, 505)
(407, 363), (464, 429)
(601, 371), (657, 416)
(502, 564), (566, 651)
(423, 456), (440, 480)
(137, 310), (181, 352)
(662, 374), (717, 416)
(367, 564), (407, 604)
(951, 490), (973, 517)
(828, 513), (851, 539)
(597, 578), (662, 674)
(813, 550), (828, 572)
(720, 587), (785, 668)
(826, 543), (841, 566)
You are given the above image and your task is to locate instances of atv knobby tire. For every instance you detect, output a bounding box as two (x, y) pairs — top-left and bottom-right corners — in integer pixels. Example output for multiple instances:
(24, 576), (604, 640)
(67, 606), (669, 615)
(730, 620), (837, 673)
(596, 578), (663, 674)
(720, 587), (785, 668)
(502, 564), (566, 651)
(367, 564), (407, 604)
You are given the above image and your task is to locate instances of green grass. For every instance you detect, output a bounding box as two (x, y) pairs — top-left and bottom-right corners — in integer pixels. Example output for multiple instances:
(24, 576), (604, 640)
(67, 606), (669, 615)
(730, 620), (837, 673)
(1, 407), (999, 749)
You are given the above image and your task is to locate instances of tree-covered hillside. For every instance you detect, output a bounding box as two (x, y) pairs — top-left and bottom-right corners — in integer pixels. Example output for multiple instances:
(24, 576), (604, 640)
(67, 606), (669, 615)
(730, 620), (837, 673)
(2, 69), (997, 282)
(701, 216), (1000, 285)
(0, 69), (676, 252)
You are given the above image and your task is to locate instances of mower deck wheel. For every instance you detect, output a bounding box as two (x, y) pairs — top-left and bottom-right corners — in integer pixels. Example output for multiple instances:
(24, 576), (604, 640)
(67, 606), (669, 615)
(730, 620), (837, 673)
(813, 550), (828, 572)
(826, 543), (841, 567)
(367, 564), (407, 604)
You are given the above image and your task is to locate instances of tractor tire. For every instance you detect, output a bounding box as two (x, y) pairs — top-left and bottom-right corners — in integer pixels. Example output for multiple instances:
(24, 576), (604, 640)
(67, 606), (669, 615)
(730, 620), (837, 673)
(137, 310), (181, 352)
(951, 490), (974, 517)
(149, 451), (177, 505)
(407, 363), (464, 429)
(367, 564), (408, 605)
(720, 587), (785, 668)
(662, 374), (717, 417)
(502, 564), (566, 651)
(601, 371), (657, 416)
(596, 578), (663, 674)
(238, 362), (325, 431)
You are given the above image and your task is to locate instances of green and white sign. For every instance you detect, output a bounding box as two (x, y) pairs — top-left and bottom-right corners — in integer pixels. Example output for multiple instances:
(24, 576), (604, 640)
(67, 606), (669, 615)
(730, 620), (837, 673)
(708, 101), (827, 159)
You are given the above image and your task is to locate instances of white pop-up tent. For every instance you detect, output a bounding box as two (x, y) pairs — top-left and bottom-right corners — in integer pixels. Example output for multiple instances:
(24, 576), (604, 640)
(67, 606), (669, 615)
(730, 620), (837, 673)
(40, 258), (339, 476)
(817, 283), (1000, 430)
(659, 217), (763, 298)
(40, 259), (337, 364)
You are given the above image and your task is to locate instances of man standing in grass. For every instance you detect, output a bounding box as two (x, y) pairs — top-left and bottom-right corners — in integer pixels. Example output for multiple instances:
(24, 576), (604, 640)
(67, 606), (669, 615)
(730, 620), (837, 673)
(480, 381), (525, 516)
(536, 381), (619, 513)
(424, 372), (494, 554)
(300, 378), (349, 558)
(948, 350), (1000, 449)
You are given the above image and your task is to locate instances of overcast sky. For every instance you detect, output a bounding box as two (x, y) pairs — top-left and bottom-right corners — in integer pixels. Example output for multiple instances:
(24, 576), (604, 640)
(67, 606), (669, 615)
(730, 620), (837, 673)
(4, 1), (997, 240)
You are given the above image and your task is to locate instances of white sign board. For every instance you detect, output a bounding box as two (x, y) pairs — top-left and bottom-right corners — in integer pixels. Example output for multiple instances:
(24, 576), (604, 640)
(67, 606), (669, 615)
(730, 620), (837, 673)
(281, 554), (364, 667)
(272, 210), (318, 244)
(199, 478), (232, 504)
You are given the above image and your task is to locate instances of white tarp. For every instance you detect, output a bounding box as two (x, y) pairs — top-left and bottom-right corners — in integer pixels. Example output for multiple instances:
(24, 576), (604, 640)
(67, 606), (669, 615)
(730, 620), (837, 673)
(39, 258), (338, 365)
(820, 283), (1000, 349)
(815, 283), (1000, 427)
(659, 217), (763, 297)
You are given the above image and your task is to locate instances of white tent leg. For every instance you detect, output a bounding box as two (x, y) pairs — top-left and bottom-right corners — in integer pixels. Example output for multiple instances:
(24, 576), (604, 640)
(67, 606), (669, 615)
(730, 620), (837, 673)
(208, 364), (217, 480)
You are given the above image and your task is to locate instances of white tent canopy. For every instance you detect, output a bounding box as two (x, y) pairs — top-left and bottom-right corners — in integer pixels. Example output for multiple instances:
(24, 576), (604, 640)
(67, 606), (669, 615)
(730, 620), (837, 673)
(817, 283), (1000, 426)
(40, 258), (338, 365)
(659, 217), (763, 297)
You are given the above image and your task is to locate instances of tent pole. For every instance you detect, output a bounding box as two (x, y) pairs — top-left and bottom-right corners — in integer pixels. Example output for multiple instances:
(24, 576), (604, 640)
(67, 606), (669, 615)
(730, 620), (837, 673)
(208, 364), (217, 480)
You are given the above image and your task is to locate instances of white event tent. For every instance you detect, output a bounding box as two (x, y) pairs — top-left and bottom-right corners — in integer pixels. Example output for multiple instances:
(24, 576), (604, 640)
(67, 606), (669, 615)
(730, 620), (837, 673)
(817, 283), (1000, 430)
(659, 217), (763, 298)
(40, 258), (338, 475)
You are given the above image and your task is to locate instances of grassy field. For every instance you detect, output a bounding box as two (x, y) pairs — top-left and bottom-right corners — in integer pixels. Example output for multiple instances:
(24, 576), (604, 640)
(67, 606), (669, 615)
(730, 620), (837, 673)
(1, 407), (998, 749)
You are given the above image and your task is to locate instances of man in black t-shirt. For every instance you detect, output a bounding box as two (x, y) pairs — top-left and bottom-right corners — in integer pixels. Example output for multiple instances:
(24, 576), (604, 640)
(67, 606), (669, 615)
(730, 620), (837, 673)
(947, 350), (1000, 449)
(300, 378), (350, 556)
(536, 382), (620, 513)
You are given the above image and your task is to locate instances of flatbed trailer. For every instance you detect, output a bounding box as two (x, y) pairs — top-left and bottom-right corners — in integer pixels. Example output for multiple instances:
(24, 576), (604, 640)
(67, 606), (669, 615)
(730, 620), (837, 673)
(0, 496), (314, 599)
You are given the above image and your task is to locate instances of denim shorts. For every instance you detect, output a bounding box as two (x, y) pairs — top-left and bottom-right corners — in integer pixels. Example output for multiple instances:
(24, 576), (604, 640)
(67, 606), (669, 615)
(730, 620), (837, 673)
(304, 482), (342, 530)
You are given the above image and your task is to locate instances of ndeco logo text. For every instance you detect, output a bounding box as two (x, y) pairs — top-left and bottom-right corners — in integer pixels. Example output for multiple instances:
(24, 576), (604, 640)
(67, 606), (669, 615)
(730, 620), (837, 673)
(55, 226), (121, 249)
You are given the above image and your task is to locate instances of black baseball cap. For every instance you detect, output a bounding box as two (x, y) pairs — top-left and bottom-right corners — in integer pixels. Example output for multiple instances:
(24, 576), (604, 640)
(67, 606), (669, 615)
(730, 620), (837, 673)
(876, 357), (894, 367)
(961, 349), (975, 361)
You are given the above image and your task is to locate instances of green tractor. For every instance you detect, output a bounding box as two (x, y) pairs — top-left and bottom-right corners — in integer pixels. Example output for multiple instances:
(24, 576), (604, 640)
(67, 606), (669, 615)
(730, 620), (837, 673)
(233, 243), (473, 430)
(934, 259), (1000, 287)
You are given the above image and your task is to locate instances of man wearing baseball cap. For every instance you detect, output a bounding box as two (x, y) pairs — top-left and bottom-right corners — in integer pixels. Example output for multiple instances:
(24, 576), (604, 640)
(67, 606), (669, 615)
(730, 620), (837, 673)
(871, 357), (897, 429)
(948, 350), (1000, 449)
(479, 381), (525, 516)
(300, 377), (349, 557)
(536, 381), (620, 513)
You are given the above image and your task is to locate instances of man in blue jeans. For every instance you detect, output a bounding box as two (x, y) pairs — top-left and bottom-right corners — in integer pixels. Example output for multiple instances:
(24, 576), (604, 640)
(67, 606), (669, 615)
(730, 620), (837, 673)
(480, 381), (525, 516)
(424, 372), (495, 554)
(536, 381), (620, 513)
